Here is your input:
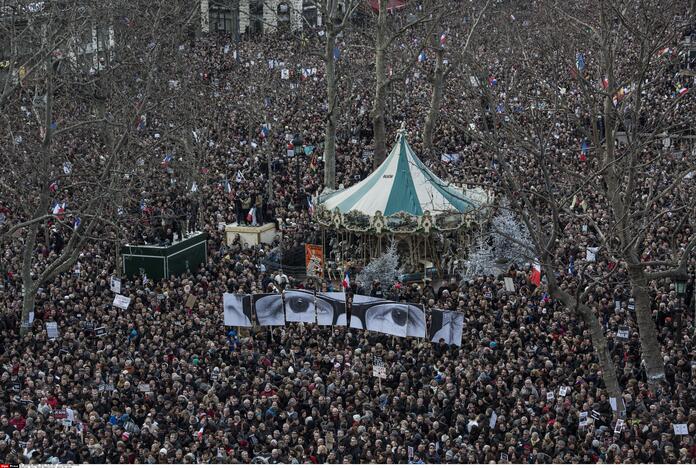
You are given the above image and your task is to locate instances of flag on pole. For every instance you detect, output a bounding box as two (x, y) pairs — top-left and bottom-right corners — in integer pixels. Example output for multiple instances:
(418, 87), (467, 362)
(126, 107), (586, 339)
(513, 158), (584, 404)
(575, 52), (585, 71)
(580, 139), (590, 161)
(52, 202), (66, 220)
(197, 427), (204, 441)
(439, 33), (446, 46)
(568, 255), (576, 276)
(488, 75), (497, 86)
(656, 47), (671, 58)
(342, 271), (350, 290)
(601, 78), (609, 89)
(73, 216), (81, 230)
(676, 85), (688, 97)
(529, 260), (541, 286)
(236, 170), (245, 183)
(418, 50), (427, 62)
(307, 195), (314, 217)
(161, 154), (172, 167)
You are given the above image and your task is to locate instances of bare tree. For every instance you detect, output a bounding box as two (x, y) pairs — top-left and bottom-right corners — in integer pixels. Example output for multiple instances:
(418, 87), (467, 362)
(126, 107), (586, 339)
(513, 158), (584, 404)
(0, 0), (200, 335)
(371, 0), (445, 168)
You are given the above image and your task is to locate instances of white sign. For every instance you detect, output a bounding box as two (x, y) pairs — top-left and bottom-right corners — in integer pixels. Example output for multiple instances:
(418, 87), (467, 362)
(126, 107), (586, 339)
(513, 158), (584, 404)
(609, 397), (618, 411)
(546, 391), (555, 401)
(579, 411), (589, 427)
(614, 419), (624, 434)
(110, 276), (121, 294)
(373, 356), (387, 379)
(559, 386), (568, 397)
(586, 246), (599, 262)
(46, 321), (59, 339)
(617, 326), (629, 340)
(504, 277), (515, 292)
(489, 410), (497, 429)
(281, 69), (290, 80)
(113, 294), (131, 310)
(674, 424), (689, 435)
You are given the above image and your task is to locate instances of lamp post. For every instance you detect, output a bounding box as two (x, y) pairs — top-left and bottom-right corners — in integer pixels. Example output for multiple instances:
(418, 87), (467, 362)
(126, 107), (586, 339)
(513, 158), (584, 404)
(292, 133), (303, 205)
(673, 274), (688, 344)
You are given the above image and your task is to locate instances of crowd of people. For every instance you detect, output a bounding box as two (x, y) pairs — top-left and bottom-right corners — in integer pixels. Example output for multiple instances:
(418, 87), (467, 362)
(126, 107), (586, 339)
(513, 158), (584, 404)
(2, 1), (696, 465)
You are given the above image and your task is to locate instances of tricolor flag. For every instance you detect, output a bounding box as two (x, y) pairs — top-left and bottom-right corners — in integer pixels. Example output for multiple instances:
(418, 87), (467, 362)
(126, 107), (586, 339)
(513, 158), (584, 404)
(580, 139), (590, 161)
(73, 216), (81, 230)
(575, 52), (585, 72)
(439, 33), (446, 46)
(161, 154), (172, 167)
(488, 75), (497, 86)
(676, 85), (688, 97)
(418, 50), (427, 62)
(49, 181), (59, 193)
(656, 47), (671, 58)
(52, 202), (66, 219)
(260, 124), (270, 139)
(342, 271), (350, 290)
(529, 260), (541, 287)
(601, 78), (609, 89)
(197, 427), (204, 441)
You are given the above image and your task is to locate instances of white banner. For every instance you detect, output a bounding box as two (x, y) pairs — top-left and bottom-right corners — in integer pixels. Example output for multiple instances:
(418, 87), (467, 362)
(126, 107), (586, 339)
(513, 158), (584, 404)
(110, 276), (121, 294)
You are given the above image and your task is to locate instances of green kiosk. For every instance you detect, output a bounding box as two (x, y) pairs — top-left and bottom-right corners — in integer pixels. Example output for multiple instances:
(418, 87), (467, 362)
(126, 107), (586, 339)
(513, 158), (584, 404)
(121, 232), (208, 280)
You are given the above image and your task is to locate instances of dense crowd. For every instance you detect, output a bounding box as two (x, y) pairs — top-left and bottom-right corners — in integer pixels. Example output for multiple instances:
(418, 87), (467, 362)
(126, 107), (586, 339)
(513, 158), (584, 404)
(2, 2), (696, 465)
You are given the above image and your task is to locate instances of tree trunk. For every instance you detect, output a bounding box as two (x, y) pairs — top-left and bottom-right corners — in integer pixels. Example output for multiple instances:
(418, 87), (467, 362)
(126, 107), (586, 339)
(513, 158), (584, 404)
(323, 28), (337, 190)
(372, 0), (388, 169)
(20, 290), (36, 336)
(423, 46), (445, 152)
(628, 264), (666, 382)
(546, 267), (625, 417)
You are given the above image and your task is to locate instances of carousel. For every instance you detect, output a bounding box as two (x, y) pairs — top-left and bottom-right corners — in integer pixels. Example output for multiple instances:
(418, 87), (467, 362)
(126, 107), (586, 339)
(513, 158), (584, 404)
(316, 129), (490, 276)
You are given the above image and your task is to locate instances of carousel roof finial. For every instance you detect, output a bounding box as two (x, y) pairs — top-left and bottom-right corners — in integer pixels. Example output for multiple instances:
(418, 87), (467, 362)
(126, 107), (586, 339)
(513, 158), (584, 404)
(396, 121), (407, 141)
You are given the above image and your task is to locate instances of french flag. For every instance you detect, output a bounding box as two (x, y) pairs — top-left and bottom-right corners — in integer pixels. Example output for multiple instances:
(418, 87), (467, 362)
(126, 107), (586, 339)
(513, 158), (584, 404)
(488, 75), (497, 86)
(529, 260), (541, 287)
(677, 86), (688, 97)
(73, 216), (81, 230)
(52, 202), (66, 220)
(580, 139), (590, 161)
(161, 154), (172, 167)
(342, 271), (350, 290)
(49, 181), (59, 193)
(307, 195), (314, 217)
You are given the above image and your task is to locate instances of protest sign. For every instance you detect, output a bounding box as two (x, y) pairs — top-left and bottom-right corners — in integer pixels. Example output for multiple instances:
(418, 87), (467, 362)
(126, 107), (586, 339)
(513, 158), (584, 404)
(504, 277), (515, 292)
(46, 321), (59, 339)
(110, 276), (121, 294)
(614, 419), (625, 434)
(113, 294), (131, 310)
(579, 411), (589, 427)
(617, 326), (629, 340)
(373, 356), (387, 379)
(673, 424), (688, 435)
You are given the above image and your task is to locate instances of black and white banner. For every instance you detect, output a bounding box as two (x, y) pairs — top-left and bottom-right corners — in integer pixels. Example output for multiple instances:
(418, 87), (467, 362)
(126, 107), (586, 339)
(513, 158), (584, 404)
(429, 309), (464, 346)
(227, 293), (461, 344)
(223, 293), (252, 327)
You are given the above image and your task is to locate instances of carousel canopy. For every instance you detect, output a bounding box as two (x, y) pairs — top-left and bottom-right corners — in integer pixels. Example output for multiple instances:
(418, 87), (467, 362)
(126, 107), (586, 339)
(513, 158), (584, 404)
(320, 133), (482, 218)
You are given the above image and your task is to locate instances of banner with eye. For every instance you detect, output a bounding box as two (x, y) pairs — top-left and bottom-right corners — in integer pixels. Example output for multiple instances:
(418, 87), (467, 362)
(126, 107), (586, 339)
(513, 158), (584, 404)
(429, 309), (464, 346)
(253, 293), (285, 326)
(283, 289), (317, 324)
(223, 293), (253, 327)
(315, 292), (347, 326)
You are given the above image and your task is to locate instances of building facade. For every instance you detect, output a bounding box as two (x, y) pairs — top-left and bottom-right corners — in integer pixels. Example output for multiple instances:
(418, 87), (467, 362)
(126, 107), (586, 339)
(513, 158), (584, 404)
(201, 0), (323, 36)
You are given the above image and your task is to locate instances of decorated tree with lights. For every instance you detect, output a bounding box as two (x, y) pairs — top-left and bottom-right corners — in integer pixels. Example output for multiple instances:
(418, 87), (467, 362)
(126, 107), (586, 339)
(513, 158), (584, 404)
(357, 242), (403, 289)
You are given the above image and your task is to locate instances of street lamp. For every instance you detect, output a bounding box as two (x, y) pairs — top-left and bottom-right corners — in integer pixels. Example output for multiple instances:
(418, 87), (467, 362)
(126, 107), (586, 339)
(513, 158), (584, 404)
(292, 133), (303, 204)
(673, 273), (688, 344)
(675, 277), (687, 297)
